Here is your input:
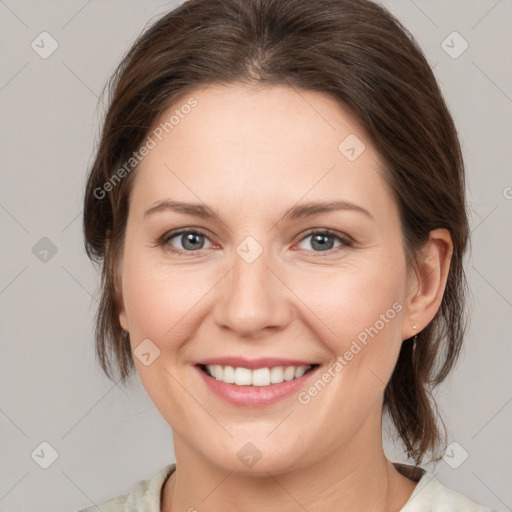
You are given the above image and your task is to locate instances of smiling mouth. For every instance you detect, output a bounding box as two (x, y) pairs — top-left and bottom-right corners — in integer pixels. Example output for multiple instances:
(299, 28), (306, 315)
(197, 363), (319, 387)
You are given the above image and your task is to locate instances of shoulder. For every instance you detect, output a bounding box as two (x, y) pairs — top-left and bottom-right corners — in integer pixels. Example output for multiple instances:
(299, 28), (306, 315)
(400, 470), (500, 512)
(77, 495), (126, 512)
(76, 463), (176, 512)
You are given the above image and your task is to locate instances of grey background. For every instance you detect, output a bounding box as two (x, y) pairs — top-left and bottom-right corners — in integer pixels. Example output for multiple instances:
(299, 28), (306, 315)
(0, 1), (511, 511)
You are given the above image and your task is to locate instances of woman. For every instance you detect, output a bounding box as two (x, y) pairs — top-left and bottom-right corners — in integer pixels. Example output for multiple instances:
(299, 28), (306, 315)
(80, 0), (498, 510)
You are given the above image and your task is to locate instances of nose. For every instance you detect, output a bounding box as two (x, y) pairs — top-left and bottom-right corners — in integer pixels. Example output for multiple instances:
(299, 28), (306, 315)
(213, 245), (293, 338)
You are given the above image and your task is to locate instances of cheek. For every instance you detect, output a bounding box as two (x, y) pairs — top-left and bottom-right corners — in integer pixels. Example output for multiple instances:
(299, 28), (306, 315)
(121, 253), (215, 347)
(290, 255), (406, 366)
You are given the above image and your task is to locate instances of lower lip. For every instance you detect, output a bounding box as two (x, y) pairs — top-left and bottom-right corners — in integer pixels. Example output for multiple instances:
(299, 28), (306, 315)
(195, 365), (320, 407)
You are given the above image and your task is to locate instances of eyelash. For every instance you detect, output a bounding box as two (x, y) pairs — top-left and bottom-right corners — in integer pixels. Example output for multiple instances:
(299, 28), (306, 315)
(157, 228), (354, 257)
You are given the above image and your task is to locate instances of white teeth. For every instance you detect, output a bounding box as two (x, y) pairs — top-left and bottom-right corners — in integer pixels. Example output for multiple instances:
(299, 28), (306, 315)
(234, 367), (252, 386)
(205, 364), (313, 386)
(283, 366), (296, 381)
(222, 365), (235, 383)
(214, 365), (224, 382)
(270, 366), (284, 384)
(294, 365), (308, 378)
(251, 368), (270, 386)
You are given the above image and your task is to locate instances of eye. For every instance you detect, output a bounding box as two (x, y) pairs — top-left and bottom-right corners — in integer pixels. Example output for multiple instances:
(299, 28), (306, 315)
(157, 228), (353, 256)
(296, 229), (353, 255)
(158, 229), (214, 254)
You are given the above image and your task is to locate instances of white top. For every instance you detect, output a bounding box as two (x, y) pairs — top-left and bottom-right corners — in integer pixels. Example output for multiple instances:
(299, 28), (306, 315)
(77, 462), (499, 511)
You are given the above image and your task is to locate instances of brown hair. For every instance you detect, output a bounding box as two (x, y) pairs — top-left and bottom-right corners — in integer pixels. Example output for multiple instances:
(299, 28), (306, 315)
(83, 0), (470, 464)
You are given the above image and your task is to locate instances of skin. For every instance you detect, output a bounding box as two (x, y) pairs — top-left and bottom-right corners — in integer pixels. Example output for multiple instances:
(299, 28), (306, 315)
(116, 83), (453, 512)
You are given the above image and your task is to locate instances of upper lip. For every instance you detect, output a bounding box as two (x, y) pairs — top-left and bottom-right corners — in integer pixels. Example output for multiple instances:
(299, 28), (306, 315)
(195, 357), (318, 370)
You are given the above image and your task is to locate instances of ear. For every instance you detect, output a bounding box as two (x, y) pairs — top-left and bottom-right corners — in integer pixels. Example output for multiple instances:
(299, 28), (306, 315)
(401, 228), (453, 340)
(108, 238), (129, 333)
(115, 266), (130, 333)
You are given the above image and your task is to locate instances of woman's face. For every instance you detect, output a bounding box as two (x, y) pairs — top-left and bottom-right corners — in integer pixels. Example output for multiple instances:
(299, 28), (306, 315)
(117, 83), (420, 474)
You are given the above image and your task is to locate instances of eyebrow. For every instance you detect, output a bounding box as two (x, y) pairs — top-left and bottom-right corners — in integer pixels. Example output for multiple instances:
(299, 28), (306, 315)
(143, 199), (373, 222)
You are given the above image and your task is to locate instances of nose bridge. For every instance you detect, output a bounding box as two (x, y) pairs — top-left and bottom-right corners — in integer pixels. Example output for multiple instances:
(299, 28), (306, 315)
(214, 237), (291, 336)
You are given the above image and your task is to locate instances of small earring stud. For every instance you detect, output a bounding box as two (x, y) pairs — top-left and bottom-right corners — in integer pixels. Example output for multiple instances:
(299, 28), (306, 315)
(412, 325), (417, 329)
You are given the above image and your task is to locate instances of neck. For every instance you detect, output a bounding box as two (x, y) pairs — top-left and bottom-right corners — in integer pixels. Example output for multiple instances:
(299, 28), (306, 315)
(162, 414), (418, 512)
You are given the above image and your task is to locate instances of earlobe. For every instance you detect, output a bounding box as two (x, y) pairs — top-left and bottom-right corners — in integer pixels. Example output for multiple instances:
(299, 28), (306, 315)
(402, 228), (453, 339)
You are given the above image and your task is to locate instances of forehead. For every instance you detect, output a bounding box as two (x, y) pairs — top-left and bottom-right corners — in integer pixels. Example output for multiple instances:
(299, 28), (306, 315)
(129, 83), (396, 222)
